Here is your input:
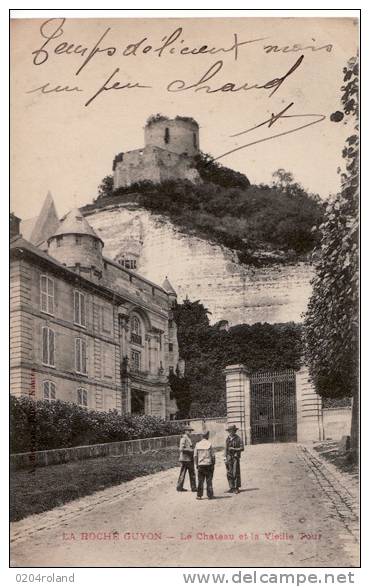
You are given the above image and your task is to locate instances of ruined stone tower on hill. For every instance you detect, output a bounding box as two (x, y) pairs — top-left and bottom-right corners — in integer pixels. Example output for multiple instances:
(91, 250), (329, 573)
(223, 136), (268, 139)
(113, 115), (201, 189)
(81, 114), (314, 326)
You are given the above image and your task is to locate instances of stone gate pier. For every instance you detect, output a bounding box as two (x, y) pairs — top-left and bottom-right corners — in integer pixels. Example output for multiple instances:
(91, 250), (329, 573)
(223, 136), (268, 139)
(224, 364), (324, 444)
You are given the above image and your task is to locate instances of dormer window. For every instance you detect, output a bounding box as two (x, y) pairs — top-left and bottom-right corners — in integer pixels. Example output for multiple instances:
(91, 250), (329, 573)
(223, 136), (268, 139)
(117, 256), (136, 270)
(164, 127), (170, 144)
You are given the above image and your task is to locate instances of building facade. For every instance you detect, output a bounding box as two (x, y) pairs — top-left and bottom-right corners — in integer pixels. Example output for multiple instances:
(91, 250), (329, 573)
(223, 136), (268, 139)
(10, 204), (180, 419)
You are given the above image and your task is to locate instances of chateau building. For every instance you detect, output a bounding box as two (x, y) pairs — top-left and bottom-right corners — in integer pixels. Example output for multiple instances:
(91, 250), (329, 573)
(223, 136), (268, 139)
(10, 197), (180, 418)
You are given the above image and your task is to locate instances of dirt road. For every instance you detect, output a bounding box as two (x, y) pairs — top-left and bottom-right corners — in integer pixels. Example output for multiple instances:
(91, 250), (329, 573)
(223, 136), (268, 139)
(10, 444), (359, 567)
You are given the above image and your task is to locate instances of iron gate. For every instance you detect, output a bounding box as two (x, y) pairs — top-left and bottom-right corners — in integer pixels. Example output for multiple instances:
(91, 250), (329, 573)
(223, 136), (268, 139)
(250, 370), (297, 444)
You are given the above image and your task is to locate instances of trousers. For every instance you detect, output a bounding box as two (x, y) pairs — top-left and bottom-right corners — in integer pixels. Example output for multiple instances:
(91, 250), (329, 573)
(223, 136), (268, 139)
(197, 465), (214, 498)
(226, 457), (241, 489)
(177, 461), (196, 491)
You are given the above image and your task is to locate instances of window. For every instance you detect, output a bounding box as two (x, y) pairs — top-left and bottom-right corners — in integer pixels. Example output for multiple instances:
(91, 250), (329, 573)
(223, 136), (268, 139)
(131, 350), (141, 372)
(169, 319), (174, 329)
(102, 306), (113, 333)
(75, 338), (87, 374)
(131, 316), (142, 345)
(42, 326), (55, 366)
(169, 366), (174, 375)
(118, 257), (136, 270)
(131, 316), (141, 335)
(56, 236), (63, 247)
(75, 235), (82, 245)
(43, 380), (56, 402)
(125, 259), (136, 270)
(40, 275), (54, 315)
(193, 132), (197, 148)
(164, 127), (170, 144)
(77, 388), (88, 408)
(74, 291), (86, 326)
(169, 343), (174, 352)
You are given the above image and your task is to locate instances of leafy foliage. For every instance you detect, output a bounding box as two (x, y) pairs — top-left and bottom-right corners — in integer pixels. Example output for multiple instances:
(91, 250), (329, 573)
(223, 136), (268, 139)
(10, 396), (184, 453)
(97, 146), (322, 265)
(98, 174), (114, 196)
(172, 299), (303, 417)
(304, 57), (359, 411)
(146, 113), (170, 126)
(193, 152), (251, 189)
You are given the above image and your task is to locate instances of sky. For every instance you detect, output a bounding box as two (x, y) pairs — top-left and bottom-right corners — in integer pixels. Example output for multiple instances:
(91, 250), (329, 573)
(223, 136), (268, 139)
(10, 16), (358, 221)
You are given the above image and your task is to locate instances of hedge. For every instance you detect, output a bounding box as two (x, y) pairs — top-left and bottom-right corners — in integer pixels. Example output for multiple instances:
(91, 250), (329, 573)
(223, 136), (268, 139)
(10, 396), (184, 454)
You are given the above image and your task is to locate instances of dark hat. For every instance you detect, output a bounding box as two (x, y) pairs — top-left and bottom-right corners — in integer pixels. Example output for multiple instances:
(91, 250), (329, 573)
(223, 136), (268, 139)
(226, 424), (238, 432)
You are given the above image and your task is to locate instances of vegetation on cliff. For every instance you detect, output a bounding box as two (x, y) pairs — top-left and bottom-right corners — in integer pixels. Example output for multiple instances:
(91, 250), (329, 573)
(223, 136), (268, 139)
(96, 163), (323, 265)
(169, 298), (303, 418)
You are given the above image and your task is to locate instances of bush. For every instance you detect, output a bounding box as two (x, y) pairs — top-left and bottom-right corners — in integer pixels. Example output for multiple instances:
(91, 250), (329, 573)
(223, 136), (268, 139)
(9, 396), (183, 453)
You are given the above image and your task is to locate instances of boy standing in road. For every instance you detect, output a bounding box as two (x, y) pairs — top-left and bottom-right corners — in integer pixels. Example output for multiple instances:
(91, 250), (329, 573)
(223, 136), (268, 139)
(194, 431), (216, 500)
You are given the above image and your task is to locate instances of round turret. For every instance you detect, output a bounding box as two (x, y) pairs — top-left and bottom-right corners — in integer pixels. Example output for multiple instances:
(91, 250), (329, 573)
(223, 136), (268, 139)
(144, 116), (199, 157)
(47, 208), (104, 276)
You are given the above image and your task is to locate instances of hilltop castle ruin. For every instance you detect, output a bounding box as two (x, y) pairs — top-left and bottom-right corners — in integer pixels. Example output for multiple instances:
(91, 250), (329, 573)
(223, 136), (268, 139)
(113, 115), (201, 188)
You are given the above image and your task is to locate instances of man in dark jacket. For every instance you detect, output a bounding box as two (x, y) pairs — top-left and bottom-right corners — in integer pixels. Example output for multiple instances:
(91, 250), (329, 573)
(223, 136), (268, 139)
(177, 425), (197, 492)
(224, 424), (244, 493)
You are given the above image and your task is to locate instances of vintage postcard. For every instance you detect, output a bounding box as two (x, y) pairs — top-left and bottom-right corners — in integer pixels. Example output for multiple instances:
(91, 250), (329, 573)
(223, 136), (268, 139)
(9, 12), (359, 569)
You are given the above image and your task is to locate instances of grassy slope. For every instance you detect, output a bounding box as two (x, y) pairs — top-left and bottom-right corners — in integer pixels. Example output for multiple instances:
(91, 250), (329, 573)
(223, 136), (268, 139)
(10, 448), (180, 522)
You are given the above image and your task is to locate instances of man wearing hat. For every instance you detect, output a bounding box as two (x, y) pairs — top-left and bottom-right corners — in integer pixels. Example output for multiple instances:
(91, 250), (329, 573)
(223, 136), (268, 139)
(224, 424), (244, 493)
(177, 425), (197, 492)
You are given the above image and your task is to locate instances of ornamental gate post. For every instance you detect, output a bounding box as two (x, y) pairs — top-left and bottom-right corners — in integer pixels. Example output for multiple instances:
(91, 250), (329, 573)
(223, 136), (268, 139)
(223, 364), (251, 445)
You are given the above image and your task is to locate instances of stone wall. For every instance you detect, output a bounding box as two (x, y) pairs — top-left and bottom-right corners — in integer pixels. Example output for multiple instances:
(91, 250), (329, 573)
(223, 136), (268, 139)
(10, 434), (184, 470)
(176, 417), (227, 448)
(114, 146), (199, 189)
(323, 408), (352, 440)
(296, 367), (323, 442)
(85, 203), (314, 326)
(144, 118), (199, 156)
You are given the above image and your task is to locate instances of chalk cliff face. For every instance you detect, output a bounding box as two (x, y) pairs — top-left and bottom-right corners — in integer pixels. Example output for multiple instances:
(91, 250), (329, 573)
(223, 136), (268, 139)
(84, 202), (313, 326)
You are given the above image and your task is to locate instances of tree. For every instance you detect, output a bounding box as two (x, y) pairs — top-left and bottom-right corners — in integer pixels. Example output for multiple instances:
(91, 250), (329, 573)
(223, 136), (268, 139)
(272, 168), (294, 189)
(304, 56), (359, 456)
(172, 298), (303, 418)
(98, 175), (114, 199)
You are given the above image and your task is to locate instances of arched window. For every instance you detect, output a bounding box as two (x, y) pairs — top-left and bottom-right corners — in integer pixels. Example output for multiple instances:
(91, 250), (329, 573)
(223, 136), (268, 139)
(43, 380), (56, 402)
(131, 316), (142, 345)
(164, 127), (170, 144)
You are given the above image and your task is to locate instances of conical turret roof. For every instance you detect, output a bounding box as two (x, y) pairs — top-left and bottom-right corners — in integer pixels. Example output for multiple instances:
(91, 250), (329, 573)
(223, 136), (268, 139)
(162, 276), (177, 296)
(26, 191), (59, 246)
(51, 208), (103, 243)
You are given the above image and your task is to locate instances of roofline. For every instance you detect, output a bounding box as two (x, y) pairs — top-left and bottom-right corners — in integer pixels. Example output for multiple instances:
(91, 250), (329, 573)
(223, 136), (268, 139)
(10, 239), (126, 304)
(10, 237), (171, 304)
(103, 256), (168, 295)
(48, 231), (104, 246)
